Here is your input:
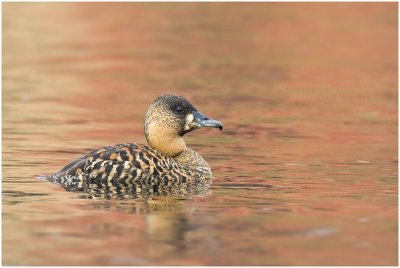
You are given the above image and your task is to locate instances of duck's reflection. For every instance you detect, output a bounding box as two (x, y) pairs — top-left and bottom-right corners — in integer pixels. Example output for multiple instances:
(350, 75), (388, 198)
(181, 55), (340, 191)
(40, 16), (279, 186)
(57, 174), (211, 200)
(79, 180), (211, 244)
(86, 182), (210, 202)
(145, 200), (189, 242)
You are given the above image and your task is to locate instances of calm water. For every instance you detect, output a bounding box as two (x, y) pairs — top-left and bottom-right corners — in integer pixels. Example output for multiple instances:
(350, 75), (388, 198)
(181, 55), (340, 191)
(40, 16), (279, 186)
(3, 3), (398, 265)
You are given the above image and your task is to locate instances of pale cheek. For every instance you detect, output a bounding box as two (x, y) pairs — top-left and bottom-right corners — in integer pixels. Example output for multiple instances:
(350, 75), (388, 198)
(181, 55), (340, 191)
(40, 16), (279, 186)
(184, 114), (194, 130)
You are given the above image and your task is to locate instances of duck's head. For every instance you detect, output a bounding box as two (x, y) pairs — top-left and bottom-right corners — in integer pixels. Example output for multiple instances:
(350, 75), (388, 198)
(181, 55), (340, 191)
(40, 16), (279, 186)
(144, 95), (223, 157)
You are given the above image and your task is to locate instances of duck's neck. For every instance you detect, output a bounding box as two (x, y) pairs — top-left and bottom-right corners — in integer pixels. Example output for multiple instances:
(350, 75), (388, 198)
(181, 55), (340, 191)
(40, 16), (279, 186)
(173, 148), (212, 178)
(145, 124), (187, 157)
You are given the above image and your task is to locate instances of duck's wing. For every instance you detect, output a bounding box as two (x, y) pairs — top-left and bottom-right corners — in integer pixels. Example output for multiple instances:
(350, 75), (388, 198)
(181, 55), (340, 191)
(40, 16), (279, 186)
(47, 143), (176, 188)
(49, 144), (122, 179)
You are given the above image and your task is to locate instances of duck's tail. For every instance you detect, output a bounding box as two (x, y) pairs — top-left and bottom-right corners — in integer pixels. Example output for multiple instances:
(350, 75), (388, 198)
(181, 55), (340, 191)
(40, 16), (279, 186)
(35, 175), (50, 181)
(35, 174), (62, 184)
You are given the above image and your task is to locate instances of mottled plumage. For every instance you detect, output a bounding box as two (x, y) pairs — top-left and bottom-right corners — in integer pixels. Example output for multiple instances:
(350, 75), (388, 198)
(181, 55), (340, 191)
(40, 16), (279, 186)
(47, 95), (223, 196)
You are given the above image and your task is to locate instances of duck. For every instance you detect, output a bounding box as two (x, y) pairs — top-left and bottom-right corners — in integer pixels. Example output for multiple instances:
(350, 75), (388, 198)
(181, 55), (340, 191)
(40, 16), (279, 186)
(47, 95), (223, 193)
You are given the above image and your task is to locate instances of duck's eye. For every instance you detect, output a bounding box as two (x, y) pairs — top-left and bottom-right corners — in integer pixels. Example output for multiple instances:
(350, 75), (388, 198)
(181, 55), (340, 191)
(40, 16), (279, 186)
(175, 106), (184, 113)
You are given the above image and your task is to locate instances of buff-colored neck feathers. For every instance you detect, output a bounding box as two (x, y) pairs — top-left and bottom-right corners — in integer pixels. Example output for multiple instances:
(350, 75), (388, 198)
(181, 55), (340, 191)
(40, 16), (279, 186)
(146, 122), (186, 157)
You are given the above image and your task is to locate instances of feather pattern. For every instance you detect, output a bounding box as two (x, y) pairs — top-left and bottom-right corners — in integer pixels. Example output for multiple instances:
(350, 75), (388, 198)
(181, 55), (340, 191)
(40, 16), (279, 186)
(47, 143), (212, 192)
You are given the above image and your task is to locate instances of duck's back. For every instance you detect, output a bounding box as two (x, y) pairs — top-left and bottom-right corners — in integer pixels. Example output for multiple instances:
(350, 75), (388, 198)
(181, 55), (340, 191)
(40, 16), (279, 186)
(47, 143), (186, 191)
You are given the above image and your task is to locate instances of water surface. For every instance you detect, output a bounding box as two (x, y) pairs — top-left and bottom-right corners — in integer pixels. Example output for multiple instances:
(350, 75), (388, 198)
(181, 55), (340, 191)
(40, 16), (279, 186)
(3, 3), (398, 265)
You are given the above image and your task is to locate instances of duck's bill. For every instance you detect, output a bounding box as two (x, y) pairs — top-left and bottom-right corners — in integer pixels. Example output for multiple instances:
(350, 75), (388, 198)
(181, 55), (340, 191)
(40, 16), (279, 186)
(190, 111), (223, 130)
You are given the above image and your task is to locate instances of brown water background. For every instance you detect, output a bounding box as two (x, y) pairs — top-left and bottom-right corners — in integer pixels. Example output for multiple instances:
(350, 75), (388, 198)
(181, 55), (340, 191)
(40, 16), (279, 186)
(3, 2), (398, 265)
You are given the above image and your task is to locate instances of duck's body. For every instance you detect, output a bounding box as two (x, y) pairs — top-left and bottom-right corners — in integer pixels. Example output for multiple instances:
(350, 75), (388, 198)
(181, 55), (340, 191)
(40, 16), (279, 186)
(47, 95), (222, 192)
(48, 143), (212, 189)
